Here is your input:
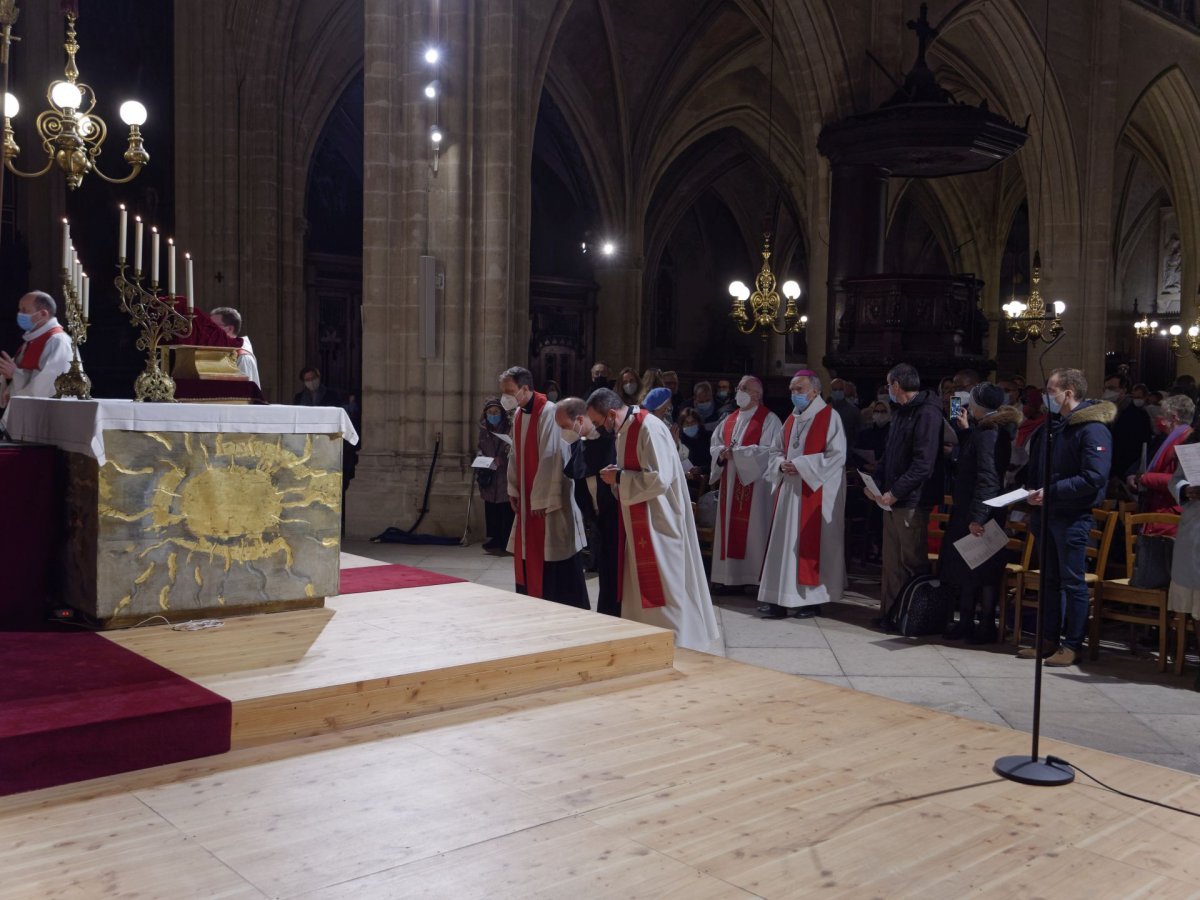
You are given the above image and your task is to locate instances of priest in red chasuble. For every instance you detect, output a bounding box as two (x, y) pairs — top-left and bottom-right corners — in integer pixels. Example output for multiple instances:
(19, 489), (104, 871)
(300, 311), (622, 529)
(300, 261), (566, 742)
(708, 375), (783, 589)
(0, 292), (72, 408)
(588, 388), (723, 654)
(500, 366), (589, 609)
(757, 371), (847, 619)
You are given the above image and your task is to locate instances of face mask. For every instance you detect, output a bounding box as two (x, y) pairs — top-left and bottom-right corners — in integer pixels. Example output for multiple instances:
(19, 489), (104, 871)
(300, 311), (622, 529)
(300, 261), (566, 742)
(1046, 392), (1063, 415)
(547, 391), (559, 402)
(623, 382), (638, 396)
(716, 389), (730, 401)
(735, 390), (752, 409)
(486, 413), (503, 427)
(696, 401), (714, 416)
(605, 414), (619, 434)
(500, 393), (519, 411)
(1132, 398), (1146, 408)
(592, 376), (607, 388)
(16, 312), (35, 331)
(887, 385), (899, 404)
(1101, 389), (1119, 402)
(873, 413), (890, 427)
(682, 424), (700, 438)
(791, 393), (810, 413)
(304, 379), (320, 391)
(560, 427), (580, 444)
(830, 390), (845, 403)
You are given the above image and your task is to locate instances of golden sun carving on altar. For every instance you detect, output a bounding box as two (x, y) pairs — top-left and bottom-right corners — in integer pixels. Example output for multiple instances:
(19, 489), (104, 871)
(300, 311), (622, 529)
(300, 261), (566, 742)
(97, 431), (341, 614)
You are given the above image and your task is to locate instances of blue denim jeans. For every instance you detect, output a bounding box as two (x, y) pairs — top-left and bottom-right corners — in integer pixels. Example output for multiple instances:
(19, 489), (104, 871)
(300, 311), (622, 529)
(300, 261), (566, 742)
(1038, 513), (1093, 651)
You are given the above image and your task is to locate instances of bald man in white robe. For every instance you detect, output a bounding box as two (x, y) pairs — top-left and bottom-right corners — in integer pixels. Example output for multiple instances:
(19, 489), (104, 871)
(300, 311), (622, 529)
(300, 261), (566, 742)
(709, 375), (782, 589)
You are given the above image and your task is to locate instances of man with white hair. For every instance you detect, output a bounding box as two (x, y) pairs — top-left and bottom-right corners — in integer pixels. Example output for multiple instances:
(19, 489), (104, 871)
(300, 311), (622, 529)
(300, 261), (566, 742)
(709, 374), (783, 590)
(758, 370), (847, 618)
(0, 291), (72, 407)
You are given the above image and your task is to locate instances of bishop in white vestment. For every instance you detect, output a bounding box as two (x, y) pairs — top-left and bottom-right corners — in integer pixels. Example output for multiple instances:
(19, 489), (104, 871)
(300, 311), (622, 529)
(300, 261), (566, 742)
(588, 389), (723, 654)
(709, 375), (782, 588)
(758, 372), (847, 618)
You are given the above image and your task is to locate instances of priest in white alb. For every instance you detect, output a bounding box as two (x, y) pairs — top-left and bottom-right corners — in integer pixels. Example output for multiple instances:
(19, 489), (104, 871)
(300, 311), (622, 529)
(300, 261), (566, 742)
(709, 375), (782, 590)
(757, 370), (847, 619)
(588, 387), (723, 654)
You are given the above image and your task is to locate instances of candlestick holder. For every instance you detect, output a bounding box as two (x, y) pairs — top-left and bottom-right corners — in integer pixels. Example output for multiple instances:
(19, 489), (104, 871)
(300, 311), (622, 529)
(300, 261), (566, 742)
(53, 265), (92, 399)
(115, 261), (193, 402)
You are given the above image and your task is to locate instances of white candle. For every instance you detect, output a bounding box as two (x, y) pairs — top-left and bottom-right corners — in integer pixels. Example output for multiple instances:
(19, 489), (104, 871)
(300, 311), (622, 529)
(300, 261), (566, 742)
(150, 227), (160, 285)
(82, 274), (89, 320)
(72, 255), (80, 296)
(134, 216), (143, 273)
(185, 253), (194, 312)
(118, 204), (127, 262)
(62, 219), (70, 271)
(167, 238), (176, 296)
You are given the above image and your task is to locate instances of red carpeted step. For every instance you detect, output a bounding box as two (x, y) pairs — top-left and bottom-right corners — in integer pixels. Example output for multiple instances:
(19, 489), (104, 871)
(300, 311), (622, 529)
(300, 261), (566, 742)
(338, 564), (465, 594)
(0, 632), (231, 796)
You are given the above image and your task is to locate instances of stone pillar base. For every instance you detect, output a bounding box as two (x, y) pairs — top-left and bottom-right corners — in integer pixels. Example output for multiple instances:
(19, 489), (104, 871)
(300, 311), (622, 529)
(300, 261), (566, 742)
(345, 451), (486, 542)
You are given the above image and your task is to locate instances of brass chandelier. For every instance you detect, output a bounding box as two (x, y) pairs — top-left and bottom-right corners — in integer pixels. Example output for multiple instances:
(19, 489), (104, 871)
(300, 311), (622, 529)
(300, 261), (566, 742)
(1002, 252), (1063, 344)
(2, 4), (149, 190)
(728, 232), (806, 337)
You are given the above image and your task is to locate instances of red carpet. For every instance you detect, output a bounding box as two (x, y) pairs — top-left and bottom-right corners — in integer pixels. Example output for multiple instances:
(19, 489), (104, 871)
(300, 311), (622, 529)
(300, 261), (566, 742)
(339, 564), (465, 594)
(0, 632), (231, 796)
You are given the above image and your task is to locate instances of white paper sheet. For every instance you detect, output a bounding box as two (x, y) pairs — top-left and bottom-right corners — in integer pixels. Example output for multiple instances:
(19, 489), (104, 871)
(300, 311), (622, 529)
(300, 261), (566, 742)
(493, 433), (513, 446)
(952, 519), (1009, 570)
(858, 469), (891, 512)
(472, 456), (496, 469)
(1175, 442), (1200, 485)
(984, 487), (1032, 508)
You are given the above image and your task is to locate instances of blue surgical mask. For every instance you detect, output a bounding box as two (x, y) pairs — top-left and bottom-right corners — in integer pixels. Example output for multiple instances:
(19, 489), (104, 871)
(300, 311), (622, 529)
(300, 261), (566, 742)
(887, 385), (899, 404)
(682, 424), (700, 438)
(716, 390), (730, 401)
(486, 413), (503, 427)
(830, 389), (845, 403)
(696, 401), (714, 416)
(792, 393), (811, 413)
(1047, 392), (1063, 415)
(16, 312), (35, 331)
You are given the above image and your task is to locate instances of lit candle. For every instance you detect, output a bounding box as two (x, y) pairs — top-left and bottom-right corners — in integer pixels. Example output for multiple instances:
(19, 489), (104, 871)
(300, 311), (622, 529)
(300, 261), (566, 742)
(62, 219), (70, 271)
(134, 216), (143, 273)
(82, 274), (89, 320)
(150, 227), (159, 285)
(118, 204), (127, 262)
(167, 238), (176, 296)
(185, 253), (194, 312)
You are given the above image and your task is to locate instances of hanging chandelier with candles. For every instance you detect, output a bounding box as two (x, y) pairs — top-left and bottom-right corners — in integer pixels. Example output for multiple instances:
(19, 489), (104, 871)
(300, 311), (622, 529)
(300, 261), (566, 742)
(2, 3), (149, 190)
(729, 232), (806, 337)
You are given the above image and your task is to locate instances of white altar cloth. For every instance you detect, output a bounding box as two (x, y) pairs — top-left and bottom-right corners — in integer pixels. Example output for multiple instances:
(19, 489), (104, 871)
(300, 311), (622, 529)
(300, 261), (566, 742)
(3, 397), (359, 466)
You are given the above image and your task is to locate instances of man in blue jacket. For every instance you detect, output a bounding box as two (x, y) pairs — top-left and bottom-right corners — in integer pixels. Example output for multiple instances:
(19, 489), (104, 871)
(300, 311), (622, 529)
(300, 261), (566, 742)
(1024, 367), (1115, 666)
(868, 363), (947, 627)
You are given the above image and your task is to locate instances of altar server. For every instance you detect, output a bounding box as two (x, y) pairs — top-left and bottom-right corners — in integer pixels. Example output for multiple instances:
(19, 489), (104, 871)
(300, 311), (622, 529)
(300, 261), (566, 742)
(211, 307), (261, 388)
(0, 291), (72, 408)
(757, 371), (847, 619)
(501, 366), (589, 608)
(588, 388), (723, 654)
(709, 374), (783, 589)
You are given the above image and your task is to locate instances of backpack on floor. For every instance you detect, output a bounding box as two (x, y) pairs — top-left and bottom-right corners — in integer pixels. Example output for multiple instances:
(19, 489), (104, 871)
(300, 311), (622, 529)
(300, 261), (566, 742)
(888, 573), (952, 637)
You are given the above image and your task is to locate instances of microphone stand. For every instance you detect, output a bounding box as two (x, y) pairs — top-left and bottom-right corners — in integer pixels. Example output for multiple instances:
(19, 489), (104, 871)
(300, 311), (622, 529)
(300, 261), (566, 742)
(994, 329), (1074, 786)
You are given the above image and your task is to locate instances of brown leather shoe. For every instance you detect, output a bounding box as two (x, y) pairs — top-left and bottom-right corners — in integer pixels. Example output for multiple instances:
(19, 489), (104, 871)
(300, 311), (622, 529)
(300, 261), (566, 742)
(1016, 642), (1057, 660)
(1044, 647), (1078, 667)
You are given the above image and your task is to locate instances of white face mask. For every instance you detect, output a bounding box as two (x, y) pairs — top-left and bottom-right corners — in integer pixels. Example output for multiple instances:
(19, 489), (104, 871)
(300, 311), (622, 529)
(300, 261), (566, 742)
(1101, 389), (1120, 402)
(1132, 398), (1146, 408)
(560, 427), (580, 444)
(500, 393), (519, 411)
(735, 389), (752, 409)
(623, 382), (638, 396)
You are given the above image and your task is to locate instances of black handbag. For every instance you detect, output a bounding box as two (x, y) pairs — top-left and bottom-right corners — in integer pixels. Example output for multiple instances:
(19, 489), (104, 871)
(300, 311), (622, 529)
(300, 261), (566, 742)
(476, 469), (495, 488)
(1130, 533), (1174, 589)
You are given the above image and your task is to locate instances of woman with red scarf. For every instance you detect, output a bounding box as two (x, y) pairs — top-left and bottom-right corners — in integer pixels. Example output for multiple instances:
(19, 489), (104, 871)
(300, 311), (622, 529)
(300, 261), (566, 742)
(1129, 394), (1195, 536)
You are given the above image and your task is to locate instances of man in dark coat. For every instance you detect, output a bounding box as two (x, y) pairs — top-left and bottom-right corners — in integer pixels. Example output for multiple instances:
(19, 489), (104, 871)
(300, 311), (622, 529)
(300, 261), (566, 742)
(1102, 373), (1151, 484)
(868, 362), (946, 626)
(1024, 367), (1115, 667)
(938, 383), (1021, 643)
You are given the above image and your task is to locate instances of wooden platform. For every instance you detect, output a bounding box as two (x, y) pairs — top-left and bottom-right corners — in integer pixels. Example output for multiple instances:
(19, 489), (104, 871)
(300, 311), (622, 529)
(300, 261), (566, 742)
(102, 580), (675, 748)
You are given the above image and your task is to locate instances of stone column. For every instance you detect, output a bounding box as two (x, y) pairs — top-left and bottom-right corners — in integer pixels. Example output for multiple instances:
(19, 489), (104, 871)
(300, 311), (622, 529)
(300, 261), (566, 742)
(595, 264), (643, 370)
(824, 164), (888, 353)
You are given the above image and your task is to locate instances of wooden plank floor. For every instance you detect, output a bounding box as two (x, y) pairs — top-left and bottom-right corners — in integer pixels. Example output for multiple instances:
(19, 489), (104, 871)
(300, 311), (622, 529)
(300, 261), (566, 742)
(102, 581), (675, 747)
(3, 650), (1200, 897)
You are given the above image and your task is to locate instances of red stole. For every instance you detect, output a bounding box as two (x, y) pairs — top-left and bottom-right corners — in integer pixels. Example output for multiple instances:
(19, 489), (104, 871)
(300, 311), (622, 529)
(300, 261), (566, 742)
(718, 404), (770, 560)
(616, 410), (667, 609)
(780, 405), (833, 586)
(512, 392), (548, 597)
(15, 327), (65, 370)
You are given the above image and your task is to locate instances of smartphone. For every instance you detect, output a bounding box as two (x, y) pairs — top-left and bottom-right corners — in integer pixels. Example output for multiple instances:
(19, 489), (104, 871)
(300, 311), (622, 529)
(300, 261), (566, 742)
(950, 396), (962, 419)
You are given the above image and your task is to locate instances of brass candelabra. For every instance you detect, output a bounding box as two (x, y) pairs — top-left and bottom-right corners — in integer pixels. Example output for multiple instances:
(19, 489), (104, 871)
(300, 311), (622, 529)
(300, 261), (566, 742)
(115, 263), (193, 402)
(53, 264), (91, 398)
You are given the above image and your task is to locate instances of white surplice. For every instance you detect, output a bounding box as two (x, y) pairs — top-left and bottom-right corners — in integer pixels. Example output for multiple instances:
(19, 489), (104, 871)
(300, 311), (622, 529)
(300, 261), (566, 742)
(708, 405), (783, 586)
(757, 396), (847, 608)
(507, 398), (586, 562)
(617, 408), (723, 655)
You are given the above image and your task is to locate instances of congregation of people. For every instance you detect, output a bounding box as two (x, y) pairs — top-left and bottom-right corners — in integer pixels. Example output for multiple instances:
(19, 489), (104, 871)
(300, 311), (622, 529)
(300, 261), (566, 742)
(478, 357), (1200, 674)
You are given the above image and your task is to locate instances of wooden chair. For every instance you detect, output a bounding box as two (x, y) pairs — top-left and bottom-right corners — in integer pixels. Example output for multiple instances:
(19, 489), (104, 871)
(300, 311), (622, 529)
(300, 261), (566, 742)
(1089, 512), (1179, 671)
(998, 521), (1034, 644)
(1014, 507), (1119, 649)
(927, 494), (953, 574)
(1172, 611), (1196, 677)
